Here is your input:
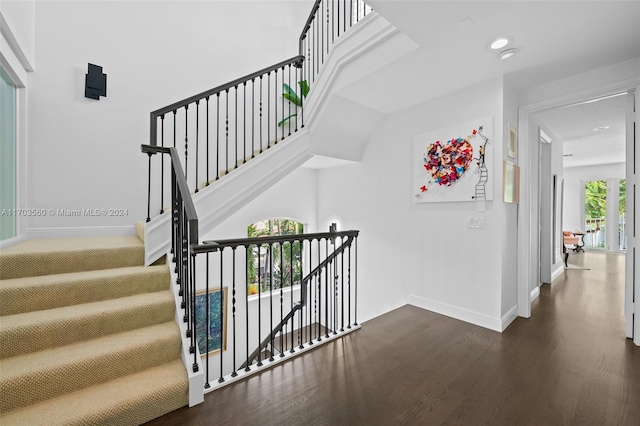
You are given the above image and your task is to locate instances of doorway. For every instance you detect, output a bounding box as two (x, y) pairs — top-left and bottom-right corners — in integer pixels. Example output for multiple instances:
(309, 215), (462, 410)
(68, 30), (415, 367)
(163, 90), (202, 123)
(518, 86), (639, 345)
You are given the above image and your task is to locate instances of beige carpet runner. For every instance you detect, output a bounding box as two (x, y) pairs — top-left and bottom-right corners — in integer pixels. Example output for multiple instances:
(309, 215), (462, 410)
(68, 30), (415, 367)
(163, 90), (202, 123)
(0, 236), (188, 425)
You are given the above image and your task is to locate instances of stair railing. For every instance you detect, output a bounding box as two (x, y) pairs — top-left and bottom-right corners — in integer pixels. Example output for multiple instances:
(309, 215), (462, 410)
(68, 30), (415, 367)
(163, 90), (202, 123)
(144, 1), (373, 225)
(142, 144), (200, 373)
(191, 229), (359, 390)
(140, 0), (371, 391)
(145, 55), (304, 223)
(299, 0), (372, 85)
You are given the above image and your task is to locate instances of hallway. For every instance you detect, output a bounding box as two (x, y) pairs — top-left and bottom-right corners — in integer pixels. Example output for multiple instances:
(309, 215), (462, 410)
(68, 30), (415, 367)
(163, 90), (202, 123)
(147, 252), (639, 425)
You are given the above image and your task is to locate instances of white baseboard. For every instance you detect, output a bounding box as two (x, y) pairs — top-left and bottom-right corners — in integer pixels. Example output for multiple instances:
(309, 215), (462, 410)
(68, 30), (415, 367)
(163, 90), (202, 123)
(25, 226), (136, 240)
(408, 294), (503, 332)
(530, 286), (540, 302)
(550, 263), (564, 282)
(501, 305), (518, 331)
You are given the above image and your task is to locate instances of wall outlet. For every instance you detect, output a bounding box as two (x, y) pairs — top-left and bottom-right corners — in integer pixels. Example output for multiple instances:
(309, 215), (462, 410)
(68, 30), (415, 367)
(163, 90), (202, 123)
(468, 216), (485, 229)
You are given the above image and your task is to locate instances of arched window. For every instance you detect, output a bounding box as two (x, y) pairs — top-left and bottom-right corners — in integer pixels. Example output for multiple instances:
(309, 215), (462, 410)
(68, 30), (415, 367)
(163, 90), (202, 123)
(247, 219), (304, 295)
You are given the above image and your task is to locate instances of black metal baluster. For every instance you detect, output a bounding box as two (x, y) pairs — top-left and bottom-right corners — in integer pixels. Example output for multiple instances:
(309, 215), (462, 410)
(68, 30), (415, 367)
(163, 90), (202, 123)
(300, 62), (305, 129)
(341, 237), (345, 331)
(347, 242), (351, 329)
(219, 249), (225, 383)
(171, 169), (177, 263)
(309, 239), (314, 345)
(245, 244), (251, 371)
(326, 0), (330, 55)
(290, 240), (295, 353)
(287, 65), (292, 136)
(206, 97), (210, 187)
(274, 69), (278, 144)
(146, 152), (152, 222)
(160, 115), (165, 214)
(298, 239), (305, 350)
(235, 86), (238, 169)
(281, 66), (285, 141)
(334, 0), (336, 41)
(195, 101), (199, 193)
(243, 82), (247, 163)
(269, 243), (274, 361)
(354, 235), (358, 326)
(173, 110), (176, 148)
(259, 76), (263, 154)
(325, 238), (329, 338)
(205, 253), (211, 388)
(225, 89), (229, 174)
(231, 247), (238, 377)
(267, 72), (270, 149)
(344, 0), (347, 32)
(184, 105), (188, 180)
(251, 79), (255, 158)
(216, 93), (220, 180)
(279, 242), (284, 357)
(257, 245), (263, 366)
(317, 239), (322, 342)
(190, 253), (199, 373)
(321, 0), (324, 64)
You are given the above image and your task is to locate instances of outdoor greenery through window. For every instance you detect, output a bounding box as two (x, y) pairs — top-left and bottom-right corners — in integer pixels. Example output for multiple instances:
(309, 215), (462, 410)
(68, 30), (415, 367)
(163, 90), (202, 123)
(247, 219), (304, 295)
(584, 179), (626, 249)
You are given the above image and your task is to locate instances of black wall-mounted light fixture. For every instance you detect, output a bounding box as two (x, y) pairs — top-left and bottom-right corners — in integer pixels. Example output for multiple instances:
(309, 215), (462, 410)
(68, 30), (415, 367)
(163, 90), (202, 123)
(85, 63), (107, 100)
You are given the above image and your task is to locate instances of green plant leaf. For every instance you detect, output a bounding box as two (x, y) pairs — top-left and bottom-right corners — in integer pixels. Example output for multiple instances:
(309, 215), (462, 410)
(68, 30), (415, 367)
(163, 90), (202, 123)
(298, 80), (310, 97)
(277, 113), (298, 127)
(282, 84), (302, 106)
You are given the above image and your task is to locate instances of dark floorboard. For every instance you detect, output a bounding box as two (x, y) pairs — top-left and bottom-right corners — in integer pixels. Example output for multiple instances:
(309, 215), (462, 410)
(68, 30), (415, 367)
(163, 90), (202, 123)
(147, 252), (639, 425)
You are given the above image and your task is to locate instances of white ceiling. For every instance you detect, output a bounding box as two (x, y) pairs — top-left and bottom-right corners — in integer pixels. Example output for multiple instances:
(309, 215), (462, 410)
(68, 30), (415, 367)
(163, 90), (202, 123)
(537, 93), (629, 168)
(332, 0), (640, 169)
(345, 0), (640, 113)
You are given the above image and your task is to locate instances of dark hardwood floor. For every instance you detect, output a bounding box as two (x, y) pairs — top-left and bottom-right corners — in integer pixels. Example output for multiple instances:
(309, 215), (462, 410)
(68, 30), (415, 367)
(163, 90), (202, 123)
(147, 252), (639, 425)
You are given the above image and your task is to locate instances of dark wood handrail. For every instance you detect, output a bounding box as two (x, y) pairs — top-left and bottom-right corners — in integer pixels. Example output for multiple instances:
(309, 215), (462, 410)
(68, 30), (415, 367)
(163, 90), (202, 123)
(193, 230), (359, 253)
(141, 144), (198, 243)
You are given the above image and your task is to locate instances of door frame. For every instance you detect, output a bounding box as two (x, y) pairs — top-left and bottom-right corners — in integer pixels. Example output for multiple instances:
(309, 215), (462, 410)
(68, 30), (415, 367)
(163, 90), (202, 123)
(517, 78), (639, 347)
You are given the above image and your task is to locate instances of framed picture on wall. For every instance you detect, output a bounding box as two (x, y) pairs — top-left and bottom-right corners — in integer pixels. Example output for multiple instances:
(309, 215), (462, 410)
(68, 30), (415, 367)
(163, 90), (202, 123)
(195, 287), (228, 357)
(503, 161), (520, 203)
(507, 123), (517, 160)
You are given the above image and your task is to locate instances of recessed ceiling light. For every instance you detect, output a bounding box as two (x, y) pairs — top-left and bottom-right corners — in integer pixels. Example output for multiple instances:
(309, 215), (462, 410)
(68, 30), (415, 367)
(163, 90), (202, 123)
(593, 126), (610, 131)
(498, 49), (518, 60)
(490, 38), (510, 50)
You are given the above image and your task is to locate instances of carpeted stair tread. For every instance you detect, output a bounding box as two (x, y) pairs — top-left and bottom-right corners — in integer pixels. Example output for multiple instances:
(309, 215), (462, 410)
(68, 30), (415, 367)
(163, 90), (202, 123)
(0, 236), (144, 279)
(1, 290), (175, 359)
(0, 265), (170, 316)
(0, 358), (189, 426)
(0, 321), (181, 412)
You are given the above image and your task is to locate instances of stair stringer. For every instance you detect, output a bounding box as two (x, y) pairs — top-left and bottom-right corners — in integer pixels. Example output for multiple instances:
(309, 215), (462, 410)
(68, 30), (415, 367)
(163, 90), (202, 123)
(144, 130), (311, 265)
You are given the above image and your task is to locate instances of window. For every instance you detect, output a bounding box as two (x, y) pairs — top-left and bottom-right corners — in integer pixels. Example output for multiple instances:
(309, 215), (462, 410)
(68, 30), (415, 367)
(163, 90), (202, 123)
(0, 67), (17, 240)
(247, 219), (304, 295)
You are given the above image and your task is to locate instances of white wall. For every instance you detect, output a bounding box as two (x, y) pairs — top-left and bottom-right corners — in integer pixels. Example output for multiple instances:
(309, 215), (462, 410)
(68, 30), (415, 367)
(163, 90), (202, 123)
(316, 77), (511, 330)
(563, 162), (625, 233)
(501, 78), (518, 319)
(25, 0), (310, 236)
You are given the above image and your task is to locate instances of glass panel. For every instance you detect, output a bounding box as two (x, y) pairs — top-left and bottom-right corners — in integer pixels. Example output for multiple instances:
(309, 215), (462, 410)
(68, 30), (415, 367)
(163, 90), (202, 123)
(619, 179), (627, 250)
(0, 68), (17, 240)
(584, 180), (606, 249)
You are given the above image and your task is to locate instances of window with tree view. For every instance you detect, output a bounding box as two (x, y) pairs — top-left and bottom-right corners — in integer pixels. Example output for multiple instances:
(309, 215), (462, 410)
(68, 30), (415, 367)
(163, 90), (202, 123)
(584, 179), (626, 250)
(247, 219), (304, 295)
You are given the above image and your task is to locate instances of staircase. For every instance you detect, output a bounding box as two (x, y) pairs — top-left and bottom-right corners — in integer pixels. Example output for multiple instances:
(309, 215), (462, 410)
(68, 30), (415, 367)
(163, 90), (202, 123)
(0, 236), (188, 425)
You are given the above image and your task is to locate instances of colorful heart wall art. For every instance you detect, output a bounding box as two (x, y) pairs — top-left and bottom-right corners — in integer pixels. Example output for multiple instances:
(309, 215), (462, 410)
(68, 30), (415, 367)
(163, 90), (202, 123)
(422, 135), (474, 189)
